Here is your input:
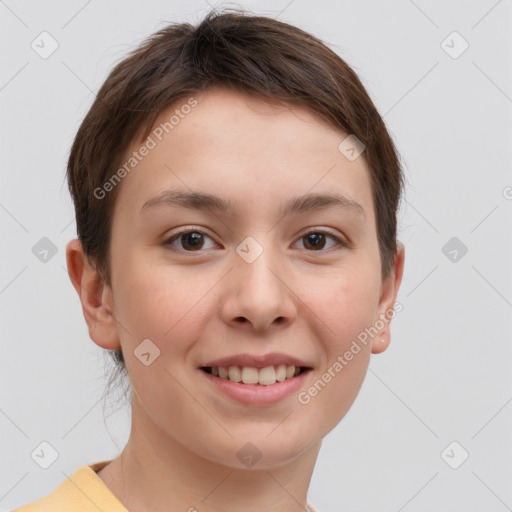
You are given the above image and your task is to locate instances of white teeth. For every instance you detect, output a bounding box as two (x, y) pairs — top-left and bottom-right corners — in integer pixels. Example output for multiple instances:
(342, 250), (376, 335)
(275, 364), (287, 382)
(228, 365), (241, 382)
(209, 364), (302, 385)
(258, 366), (276, 386)
(241, 366), (259, 384)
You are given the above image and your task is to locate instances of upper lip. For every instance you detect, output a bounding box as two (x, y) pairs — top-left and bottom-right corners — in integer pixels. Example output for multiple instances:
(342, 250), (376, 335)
(200, 352), (313, 369)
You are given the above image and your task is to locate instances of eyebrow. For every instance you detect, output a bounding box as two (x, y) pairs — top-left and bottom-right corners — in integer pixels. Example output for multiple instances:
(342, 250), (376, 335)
(140, 189), (366, 220)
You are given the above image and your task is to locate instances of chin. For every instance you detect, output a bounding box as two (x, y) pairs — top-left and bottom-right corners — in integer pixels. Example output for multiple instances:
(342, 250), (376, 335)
(199, 428), (318, 470)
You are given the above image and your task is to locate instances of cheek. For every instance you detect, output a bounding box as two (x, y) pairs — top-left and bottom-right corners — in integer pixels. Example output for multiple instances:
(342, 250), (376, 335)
(296, 270), (378, 419)
(111, 261), (213, 425)
(295, 278), (376, 435)
(115, 256), (206, 337)
(306, 269), (380, 350)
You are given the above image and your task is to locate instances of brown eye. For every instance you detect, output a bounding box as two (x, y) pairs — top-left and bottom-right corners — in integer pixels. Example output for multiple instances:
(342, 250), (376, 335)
(303, 232), (327, 250)
(296, 230), (345, 252)
(165, 230), (216, 251)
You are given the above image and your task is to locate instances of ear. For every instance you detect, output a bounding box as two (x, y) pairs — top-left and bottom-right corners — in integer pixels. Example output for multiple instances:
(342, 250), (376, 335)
(371, 241), (405, 354)
(65, 238), (120, 350)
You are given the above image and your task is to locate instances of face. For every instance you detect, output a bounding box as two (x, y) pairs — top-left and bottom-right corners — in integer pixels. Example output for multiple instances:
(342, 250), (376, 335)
(83, 87), (403, 469)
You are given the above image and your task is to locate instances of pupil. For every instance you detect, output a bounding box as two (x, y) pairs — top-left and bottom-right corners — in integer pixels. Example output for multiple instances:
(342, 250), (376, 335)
(305, 233), (325, 250)
(183, 232), (203, 250)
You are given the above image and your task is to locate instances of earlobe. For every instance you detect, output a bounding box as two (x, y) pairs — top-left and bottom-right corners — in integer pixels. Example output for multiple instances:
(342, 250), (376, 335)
(371, 241), (405, 354)
(65, 239), (120, 350)
(371, 333), (391, 354)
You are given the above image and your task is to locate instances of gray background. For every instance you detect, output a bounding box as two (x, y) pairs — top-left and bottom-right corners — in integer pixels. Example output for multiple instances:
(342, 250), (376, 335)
(1, 1), (511, 510)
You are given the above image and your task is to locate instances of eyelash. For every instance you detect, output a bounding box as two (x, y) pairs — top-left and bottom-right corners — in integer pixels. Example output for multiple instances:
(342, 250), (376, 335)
(163, 227), (349, 254)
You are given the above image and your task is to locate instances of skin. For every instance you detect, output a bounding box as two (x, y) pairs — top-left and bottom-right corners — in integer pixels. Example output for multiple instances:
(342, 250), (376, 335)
(66, 87), (405, 512)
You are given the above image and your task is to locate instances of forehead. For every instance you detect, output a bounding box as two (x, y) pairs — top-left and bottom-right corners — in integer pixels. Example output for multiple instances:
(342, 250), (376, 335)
(113, 87), (374, 224)
(151, 87), (347, 160)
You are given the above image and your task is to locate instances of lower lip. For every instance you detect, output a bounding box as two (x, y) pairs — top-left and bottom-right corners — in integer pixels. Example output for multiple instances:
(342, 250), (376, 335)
(199, 368), (311, 406)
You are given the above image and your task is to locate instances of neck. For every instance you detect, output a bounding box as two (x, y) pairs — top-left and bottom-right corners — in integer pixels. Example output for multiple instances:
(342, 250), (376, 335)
(98, 397), (321, 512)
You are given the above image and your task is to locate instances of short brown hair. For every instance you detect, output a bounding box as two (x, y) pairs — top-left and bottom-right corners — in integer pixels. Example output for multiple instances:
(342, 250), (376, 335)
(66, 7), (405, 397)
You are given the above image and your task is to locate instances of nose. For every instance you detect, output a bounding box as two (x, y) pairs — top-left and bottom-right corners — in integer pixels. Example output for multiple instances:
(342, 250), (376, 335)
(219, 243), (297, 333)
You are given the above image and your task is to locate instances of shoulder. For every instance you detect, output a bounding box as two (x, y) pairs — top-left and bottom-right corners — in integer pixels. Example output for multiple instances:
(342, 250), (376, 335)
(11, 462), (127, 512)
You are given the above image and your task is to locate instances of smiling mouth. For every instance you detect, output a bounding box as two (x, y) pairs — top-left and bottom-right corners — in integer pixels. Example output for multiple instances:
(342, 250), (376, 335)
(200, 365), (312, 386)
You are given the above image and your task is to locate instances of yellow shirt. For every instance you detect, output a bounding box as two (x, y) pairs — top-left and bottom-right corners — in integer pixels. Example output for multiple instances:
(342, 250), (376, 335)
(12, 460), (320, 512)
(11, 461), (126, 512)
